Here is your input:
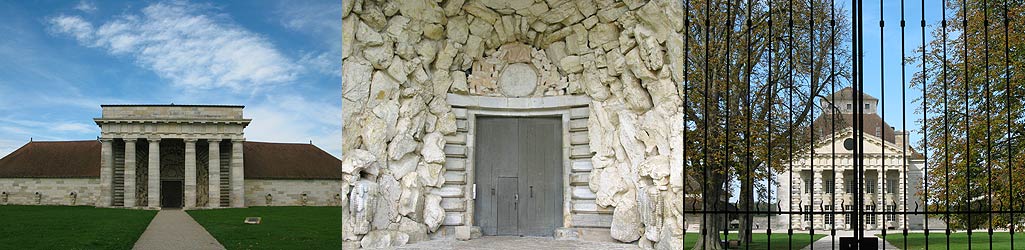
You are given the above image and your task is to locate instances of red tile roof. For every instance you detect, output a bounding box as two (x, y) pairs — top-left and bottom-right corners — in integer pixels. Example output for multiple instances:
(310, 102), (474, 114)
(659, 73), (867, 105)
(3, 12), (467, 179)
(0, 140), (101, 178)
(242, 142), (342, 180)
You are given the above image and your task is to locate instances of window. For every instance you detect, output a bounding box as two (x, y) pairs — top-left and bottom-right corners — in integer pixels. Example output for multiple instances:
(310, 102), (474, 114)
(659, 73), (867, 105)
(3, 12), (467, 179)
(803, 205), (812, 222)
(865, 205), (877, 224)
(847, 103), (852, 110)
(866, 179), (877, 193)
(886, 205), (898, 221)
(804, 177), (813, 194)
(844, 205), (853, 225)
(824, 180), (835, 194)
(824, 205), (835, 225)
(887, 178), (898, 194)
(865, 104), (870, 109)
(875, 127), (882, 137)
(846, 178), (857, 193)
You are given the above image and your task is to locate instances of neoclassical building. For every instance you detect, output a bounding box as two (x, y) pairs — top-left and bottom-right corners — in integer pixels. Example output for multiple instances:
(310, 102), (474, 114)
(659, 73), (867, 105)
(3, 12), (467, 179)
(777, 88), (926, 230)
(0, 105), (344, 209)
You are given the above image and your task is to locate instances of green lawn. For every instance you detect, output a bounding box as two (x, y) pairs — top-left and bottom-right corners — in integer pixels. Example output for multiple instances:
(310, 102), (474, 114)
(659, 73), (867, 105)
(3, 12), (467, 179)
(684, 233), (826, 249)
(0, 205), (157, 250)
(187, 206), (341, 250)
(883, 232), (1025, 250)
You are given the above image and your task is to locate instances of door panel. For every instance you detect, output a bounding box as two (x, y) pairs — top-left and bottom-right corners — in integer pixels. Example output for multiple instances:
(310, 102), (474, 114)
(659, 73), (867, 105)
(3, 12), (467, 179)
(473, 116), (563, 237)
(496, 177), (519, 235)
(160, 180), (182, 208)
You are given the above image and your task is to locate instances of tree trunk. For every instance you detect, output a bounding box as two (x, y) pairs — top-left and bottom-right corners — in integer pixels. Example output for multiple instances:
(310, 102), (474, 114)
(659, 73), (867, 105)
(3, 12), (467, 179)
(693, 172), (727, 250)
(738, 174), (754, 245)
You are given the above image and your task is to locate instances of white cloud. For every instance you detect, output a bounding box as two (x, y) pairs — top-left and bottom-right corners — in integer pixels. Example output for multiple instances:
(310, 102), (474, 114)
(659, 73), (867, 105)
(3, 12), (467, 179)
(48, 2), (300, 92)
(243, 94), (342, 157)
(74, 1), (97, 13)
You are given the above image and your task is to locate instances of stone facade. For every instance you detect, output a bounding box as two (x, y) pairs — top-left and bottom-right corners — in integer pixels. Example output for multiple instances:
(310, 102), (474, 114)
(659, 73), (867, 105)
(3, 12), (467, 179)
(341, 0), (685, 249)
(0, 178), (100, 206)
(95, 105), (249, 209)
(244, 179), (346, 206)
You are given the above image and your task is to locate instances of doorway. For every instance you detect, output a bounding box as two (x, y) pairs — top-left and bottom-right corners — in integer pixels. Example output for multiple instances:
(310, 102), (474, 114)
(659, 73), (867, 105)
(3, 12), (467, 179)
(473, 116), (563, 237)
(160, 180), (183, 208)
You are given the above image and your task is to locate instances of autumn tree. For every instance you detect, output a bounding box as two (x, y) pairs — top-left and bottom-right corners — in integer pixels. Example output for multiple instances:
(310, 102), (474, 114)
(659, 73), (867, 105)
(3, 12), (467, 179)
(911, 0), (1025, 230)
(683, 0), (850, 248)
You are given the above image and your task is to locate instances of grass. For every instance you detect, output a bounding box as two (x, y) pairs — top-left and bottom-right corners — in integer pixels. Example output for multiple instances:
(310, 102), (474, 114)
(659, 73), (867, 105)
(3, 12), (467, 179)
(683, 233), (826, 249)
(882, 232), (1025, 250)
(0, 205), (157, 250)
(187, 206), (341, 250)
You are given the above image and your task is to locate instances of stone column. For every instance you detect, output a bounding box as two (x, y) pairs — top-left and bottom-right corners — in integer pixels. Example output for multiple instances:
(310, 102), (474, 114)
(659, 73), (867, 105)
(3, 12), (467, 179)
(813, 170), (823, 229)
(208, 139), (221, 208)
(148, 139), (161, 209)
(98, 138), (114, 207)
(231, 139), (244, 207)
(185, 139), (197, 208)
(124, 139), (137, 207)
(878, 170), (885, 227)
(835, 171), (846, 228)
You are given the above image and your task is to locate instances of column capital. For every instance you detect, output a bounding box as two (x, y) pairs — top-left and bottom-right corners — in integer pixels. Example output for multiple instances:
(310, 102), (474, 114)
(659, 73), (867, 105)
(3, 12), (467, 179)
(99, 138), (115, 143)
(123, 138), (138, 143)
(184, 138), (199, 143)
(147, 137), (162, 143)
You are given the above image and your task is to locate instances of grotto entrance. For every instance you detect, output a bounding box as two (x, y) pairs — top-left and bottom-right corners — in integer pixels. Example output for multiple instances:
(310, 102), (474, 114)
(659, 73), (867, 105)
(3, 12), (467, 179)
(473, 116), (564, 237)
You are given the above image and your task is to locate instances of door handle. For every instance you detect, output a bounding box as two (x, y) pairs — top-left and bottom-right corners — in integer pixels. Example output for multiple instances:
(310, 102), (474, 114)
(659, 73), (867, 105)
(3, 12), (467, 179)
(530, 186), (534, 198)
(491, 187), (495, 196)
(514, 194), (519, 203)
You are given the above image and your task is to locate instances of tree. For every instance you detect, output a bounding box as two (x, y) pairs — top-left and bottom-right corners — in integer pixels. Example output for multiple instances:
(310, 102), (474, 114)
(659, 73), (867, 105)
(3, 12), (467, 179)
(911, 0), (1025, 230)
(683, 0), (851, 248)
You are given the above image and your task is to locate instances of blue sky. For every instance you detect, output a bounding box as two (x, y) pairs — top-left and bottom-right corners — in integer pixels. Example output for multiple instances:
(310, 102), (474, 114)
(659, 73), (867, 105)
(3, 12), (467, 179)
(0, 0), (341, 157)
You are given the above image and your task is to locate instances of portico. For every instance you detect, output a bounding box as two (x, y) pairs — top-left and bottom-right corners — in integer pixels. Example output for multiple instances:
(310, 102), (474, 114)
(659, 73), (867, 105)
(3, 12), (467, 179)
(94, 105), (250, 209)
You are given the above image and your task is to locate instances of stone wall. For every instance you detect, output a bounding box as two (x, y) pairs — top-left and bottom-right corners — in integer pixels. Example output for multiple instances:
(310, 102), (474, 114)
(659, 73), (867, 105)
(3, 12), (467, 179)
(342, 0), (684, 249)
(0, 178), (100, 206)
(243, 179), (345, 206)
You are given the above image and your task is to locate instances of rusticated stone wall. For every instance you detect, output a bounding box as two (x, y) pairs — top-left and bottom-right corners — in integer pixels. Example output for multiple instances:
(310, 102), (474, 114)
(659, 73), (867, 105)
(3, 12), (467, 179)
(0, 178), (100, 206)
(342, 0), (684, 249)
(243, 179), (345, 206)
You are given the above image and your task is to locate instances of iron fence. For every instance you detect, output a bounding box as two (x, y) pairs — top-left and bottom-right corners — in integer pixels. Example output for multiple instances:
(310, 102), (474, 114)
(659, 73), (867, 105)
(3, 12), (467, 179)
(679, 0), (1020, 249)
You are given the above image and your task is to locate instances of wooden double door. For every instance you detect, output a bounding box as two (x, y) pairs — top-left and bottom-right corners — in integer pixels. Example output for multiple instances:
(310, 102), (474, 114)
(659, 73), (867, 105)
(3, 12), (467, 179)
(473, 117), (564, 237)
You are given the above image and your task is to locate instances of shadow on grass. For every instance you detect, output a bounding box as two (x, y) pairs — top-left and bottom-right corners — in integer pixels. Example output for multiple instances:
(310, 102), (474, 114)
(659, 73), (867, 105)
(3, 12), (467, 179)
(0, 205), (157, 250)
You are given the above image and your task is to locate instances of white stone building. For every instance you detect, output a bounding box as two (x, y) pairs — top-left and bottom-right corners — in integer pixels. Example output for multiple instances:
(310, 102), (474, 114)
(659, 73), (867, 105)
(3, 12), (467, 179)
(777, 88), (926, 230)
(0, 105), (344, 208)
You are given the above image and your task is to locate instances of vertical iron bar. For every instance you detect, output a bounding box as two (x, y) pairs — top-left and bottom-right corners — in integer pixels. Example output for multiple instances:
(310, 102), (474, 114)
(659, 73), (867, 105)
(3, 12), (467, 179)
(682, 0), (690, 247)
(1004, 0), (1013, 248)
(702, 0), (711, 247)
(942, 1), (951, 247)
(787, 0), (795, 247)
(920, 0), (931, 247)
(725, 0), (734, 245)
(879, 0), (887, 246)
(830, 0), (838, 248)
(744, 1), (753, 249)
(900, 0), (910, 248)
(809, 0), (818, 247)
(962, 0), (972, 246)
(984, 0), (994, 248)
(767, 0), (776, 247)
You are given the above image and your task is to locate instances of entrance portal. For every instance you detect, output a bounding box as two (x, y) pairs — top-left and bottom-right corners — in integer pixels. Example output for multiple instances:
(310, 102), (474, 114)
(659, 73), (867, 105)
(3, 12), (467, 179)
(160, 180), (183, 208)
(473, 117), (563, 237)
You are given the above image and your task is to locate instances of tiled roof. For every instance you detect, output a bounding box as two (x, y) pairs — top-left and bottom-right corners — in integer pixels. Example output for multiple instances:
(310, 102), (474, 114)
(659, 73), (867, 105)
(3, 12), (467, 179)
(0, 140), (101, 178)
(242, 142), (342, 180)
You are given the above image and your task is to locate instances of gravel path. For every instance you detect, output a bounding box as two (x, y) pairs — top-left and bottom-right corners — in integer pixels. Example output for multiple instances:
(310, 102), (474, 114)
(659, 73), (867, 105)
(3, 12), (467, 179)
(383, 236), (641, 250)
(801, 231), (899, 250)
(132, 209), (225, 250)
